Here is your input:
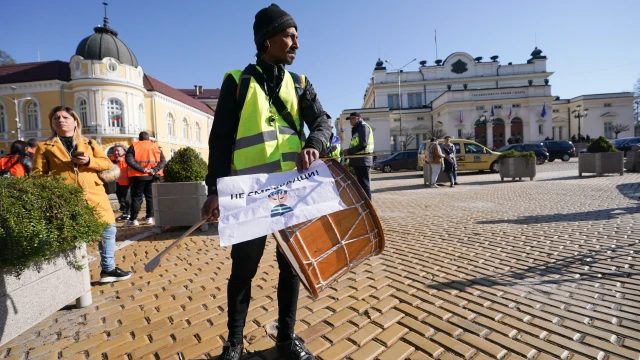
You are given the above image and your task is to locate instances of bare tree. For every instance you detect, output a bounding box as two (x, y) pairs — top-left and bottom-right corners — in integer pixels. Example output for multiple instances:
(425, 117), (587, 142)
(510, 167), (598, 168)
(402, 133), (416, 151)
(461, 131), (475, 140)
(425, 128), (447, 140)
(0, 50), (16, 66)
(612, 123), (631, 139)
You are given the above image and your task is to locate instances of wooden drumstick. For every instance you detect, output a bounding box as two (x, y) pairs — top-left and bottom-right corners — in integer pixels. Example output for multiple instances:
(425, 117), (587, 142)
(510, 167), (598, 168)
(144, 219), (207, 272)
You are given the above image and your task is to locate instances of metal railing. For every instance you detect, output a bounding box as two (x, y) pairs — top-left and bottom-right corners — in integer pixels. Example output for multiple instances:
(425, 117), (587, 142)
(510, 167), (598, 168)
(83, 126), (154, 138)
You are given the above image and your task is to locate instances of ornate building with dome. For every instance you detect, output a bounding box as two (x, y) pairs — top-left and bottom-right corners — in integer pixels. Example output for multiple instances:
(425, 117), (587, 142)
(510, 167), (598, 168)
(339, 49), (635, 152)
(0, 12), (214, 158)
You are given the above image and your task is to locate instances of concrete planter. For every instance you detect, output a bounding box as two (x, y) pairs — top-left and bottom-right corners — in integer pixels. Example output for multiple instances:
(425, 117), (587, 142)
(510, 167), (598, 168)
(423, 164), (450, 186)
(579, 152), (624, 176)
(499, 157), (536, 181)
(624, 145), (640, 172)
(152, 182), (209, 233)
(0, 244), (91, 346)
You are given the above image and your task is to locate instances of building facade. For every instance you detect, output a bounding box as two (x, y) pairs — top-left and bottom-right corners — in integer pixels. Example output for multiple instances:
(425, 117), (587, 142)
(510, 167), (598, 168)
(339, 48), (635, 152)
(0, 16), (214, 158)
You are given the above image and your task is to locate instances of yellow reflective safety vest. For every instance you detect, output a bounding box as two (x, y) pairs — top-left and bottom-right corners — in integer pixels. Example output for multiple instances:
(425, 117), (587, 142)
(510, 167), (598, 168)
(349, 121), (374, 154)
(330, 143), (341, 159)
(225, 67), (305, 175)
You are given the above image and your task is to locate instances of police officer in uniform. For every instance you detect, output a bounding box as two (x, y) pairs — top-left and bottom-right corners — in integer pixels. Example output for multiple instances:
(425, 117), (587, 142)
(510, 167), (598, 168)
(343, 112), (374, 200)
(200, 4), (331, 360)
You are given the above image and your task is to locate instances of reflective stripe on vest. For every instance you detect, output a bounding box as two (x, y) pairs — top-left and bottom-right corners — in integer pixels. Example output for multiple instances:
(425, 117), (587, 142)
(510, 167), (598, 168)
(128, 141), (161, 177)
(330, 143), (341, 159)
(226, 68), (303, 175)
(349, 122), (374, 154)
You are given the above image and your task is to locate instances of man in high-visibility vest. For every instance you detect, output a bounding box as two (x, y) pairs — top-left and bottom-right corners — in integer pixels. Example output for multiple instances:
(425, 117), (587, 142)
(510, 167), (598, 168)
(200, 4), (331, 360)
(343, 112), (374, 200)
(125, 131), (166, 226)
(111, 144), (130, 221)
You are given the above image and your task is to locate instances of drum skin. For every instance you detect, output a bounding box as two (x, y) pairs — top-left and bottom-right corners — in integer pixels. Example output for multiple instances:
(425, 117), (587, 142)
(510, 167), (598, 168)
(274, 159), (385, 299)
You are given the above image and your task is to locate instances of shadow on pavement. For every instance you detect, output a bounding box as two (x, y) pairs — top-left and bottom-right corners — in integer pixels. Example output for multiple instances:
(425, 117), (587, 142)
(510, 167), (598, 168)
(373, 184), (426, 194)
(537, 175), (582, 182)
(476, 206), (640, 225)
(617, 182), (640, 201)
(371, 172), (421, 181)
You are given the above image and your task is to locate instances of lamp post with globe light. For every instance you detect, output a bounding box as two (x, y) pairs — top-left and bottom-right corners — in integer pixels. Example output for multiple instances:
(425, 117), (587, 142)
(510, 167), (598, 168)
(572, 105), (588, 142)
(0, 86), (32, 141)
(385, 58), (416, 151)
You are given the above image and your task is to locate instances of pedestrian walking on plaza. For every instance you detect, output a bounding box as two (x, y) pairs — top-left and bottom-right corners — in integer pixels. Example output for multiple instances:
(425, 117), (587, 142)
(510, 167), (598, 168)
(111, 144), (131, 221)
(0, 140), (32, 177)
(125, 131), (165, 226)
(33, 106), (132, 283)
(441, 135), (458, 187)
(425, 137), (444, 188)
(344, 112), (374, 200)
(199, 4), (331, 360)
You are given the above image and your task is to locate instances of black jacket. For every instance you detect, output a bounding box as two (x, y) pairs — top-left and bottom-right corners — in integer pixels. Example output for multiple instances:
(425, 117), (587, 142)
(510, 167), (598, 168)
(347, 121), (373, 167)
(206, 60), (332, 196)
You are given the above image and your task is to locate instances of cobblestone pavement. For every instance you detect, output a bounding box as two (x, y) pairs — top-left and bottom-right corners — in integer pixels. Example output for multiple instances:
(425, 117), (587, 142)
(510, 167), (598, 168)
(3, 159), (640, 360)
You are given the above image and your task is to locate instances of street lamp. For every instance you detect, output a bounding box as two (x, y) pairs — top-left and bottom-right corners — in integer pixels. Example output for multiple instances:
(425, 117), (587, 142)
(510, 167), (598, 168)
(571, 105), (589, 142)
(385, 58), (416, 150)
(0, 86), (32, 141)
(478, 111), (495, 147)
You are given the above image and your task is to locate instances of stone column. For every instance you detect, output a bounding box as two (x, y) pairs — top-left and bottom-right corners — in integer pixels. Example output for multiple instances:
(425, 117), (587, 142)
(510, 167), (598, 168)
(486, 123), (494, 149)
(504, 121), (511, 144)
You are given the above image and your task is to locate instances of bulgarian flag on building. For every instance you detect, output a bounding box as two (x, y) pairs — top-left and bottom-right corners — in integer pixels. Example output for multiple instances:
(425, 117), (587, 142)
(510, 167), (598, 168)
(110, 113), (122, 124)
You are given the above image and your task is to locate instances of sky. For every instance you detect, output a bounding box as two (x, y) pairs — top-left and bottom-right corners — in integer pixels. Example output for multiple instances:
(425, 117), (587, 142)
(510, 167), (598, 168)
(1, 0), (639, 123)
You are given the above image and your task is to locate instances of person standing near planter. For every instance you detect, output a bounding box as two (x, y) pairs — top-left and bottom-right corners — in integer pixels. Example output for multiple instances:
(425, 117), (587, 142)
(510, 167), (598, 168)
(425, 137), (445, 188)
(0, 140), (32, 177)
(200, 4), (331, 360)
(33, 106), (132, 283)
(111, 144), (131, 221)
(125, 131), (166, 226)
(441, 135), (458, 187)
(343, 112), (374, 200)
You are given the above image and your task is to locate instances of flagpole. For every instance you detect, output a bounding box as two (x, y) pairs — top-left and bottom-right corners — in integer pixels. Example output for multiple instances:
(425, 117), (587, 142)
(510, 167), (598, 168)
(435, 29), (438, 60)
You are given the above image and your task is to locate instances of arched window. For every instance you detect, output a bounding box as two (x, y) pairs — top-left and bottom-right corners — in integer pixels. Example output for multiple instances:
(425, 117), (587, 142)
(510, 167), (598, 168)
(138, 104), (144, 129)
(170, 148), (176, 158)
(0, 104), (5, 133)
(195, 123), (201, 142)
(107, 99), (123, 128)
(167, 113), (174, 136)
(182, 119), (189, 139)
(78, 99), (88, 127)
(26, 102), (39, 131)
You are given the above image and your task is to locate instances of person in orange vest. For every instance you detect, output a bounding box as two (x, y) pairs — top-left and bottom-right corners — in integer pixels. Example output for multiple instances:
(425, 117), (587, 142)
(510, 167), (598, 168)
(125, 131), (166, 226)
(0, 140), (32, 177)
(110, 144), (131, 221)
(26, 138), (38, 159)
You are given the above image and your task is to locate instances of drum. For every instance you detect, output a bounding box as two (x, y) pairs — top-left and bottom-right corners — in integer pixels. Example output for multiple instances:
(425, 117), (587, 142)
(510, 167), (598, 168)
(273, 158), (385, 299)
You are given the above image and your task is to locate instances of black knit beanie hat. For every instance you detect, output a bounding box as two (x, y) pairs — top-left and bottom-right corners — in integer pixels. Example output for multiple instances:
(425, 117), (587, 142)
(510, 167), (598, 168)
(253, 3), (297, 47)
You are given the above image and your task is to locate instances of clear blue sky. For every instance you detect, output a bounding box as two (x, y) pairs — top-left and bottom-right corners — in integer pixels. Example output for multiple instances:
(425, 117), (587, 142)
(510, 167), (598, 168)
(2, 0), (639, 123)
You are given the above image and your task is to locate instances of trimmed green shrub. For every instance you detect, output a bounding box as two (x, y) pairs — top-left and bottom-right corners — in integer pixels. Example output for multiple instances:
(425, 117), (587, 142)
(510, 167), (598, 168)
(0, 175), (108, 276)
(586, 136), (617, 153)
(163, 147), (208, 183)
(498, 150), (535, 167)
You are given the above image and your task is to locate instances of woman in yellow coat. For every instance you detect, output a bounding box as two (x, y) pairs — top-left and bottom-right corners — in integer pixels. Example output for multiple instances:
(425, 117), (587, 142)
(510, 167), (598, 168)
(33, 106), (132, 283)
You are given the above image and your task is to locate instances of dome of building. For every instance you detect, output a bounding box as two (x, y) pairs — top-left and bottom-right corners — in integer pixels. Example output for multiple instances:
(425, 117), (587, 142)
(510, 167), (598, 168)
(75, 17), (138, 68)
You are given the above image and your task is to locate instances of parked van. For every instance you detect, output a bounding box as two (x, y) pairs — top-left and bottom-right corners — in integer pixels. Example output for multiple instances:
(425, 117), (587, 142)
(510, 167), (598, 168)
(418, 139), (501, 172)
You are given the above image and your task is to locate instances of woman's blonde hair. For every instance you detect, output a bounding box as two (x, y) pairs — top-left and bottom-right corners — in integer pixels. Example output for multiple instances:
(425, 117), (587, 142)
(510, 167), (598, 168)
(48, 106), (85, 146)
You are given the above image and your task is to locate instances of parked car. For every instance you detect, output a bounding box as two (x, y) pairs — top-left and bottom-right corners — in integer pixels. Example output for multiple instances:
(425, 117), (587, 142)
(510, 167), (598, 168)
(373, 151), (418, 173)
(418, 139), (502, 173)
(542, 140), (575, 162)
(611, 137), (640, 156)
(497, 143), (549, 164)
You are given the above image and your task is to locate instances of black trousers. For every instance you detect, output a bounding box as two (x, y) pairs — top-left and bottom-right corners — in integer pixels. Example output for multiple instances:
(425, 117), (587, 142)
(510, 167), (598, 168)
(353, 166), (372, 200)
(115, 183), (130, 214)
(129, 177), (153, 220)
(227, 235), (299, 343)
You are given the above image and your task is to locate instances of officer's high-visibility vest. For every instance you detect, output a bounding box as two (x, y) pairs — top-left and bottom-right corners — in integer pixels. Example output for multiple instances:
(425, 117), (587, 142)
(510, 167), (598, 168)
(349, 122), (374, 154)
(330, 143), (341, 159)
(128, 141), (161, 177)
(226, 67), (304, 175)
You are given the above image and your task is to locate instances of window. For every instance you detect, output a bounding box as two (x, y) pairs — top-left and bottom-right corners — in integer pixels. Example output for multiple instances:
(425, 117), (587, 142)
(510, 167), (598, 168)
(167, 114), (174, 136)
(538, 124), (544, 134)
(604, 103), (612, 107)
(107, 61), (118, 72)
(107, 99), (123, 128)
(195, 123), (201, 142)
(0, 104), (5, 133)
(475, 106), (485, 111)
(393, 118), (400, 122)
(464, 143), (483, 154)
(552, 109), (560, 113)
(78, 99), (88, 127)
(559, 126), (563, 140)
(407, 93), (422, 108)
(493, 105), (503, 109)
(182, 119), (189, 139)
(604, 122), (613, 138)
(387, 94), (399, 109)
(512, 104), (521, 108)
(552, 126), (556, 138)
(138, 104), (145, 129)
(457, 129), (462, 138)
(170, 149), (176, 158)
(417, 117), (424, 121)
(26, 102), (39, 131)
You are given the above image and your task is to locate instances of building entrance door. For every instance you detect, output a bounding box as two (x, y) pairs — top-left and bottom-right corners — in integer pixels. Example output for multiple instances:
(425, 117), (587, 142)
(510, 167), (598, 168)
(510, 118), (523, 143)
(474, 120), (487, 146)
(492, 119), (505, 148)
